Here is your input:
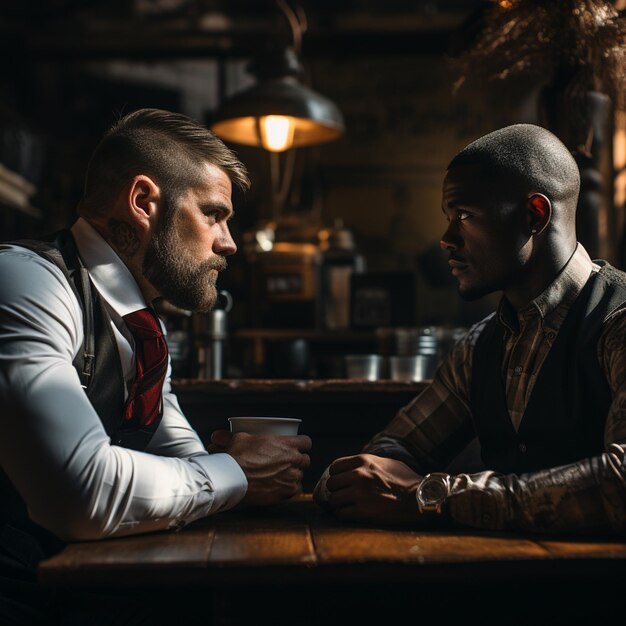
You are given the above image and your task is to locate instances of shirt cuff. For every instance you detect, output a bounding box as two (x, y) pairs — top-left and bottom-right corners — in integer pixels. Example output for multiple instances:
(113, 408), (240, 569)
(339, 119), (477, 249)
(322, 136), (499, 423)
(446, 471), (509, 530)
(191, 453), (248, 512)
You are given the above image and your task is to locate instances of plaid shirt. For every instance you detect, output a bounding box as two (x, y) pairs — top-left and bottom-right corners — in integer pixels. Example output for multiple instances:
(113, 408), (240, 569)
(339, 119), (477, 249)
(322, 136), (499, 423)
(364, 244), (626, 534)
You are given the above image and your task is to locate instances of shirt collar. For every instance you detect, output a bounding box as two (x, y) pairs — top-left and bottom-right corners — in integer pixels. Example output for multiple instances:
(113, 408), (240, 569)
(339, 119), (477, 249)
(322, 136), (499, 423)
(71, 218), (149, 318)
(497, 243), (598, 333)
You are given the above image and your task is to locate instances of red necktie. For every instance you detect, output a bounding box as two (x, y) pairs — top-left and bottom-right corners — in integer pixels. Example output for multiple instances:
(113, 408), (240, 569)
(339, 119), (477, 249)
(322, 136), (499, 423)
(123, 308), (169, 427)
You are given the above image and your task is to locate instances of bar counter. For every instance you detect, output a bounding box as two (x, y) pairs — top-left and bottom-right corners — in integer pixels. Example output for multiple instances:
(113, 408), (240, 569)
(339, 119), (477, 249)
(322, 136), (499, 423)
(172, 378), (428, 488)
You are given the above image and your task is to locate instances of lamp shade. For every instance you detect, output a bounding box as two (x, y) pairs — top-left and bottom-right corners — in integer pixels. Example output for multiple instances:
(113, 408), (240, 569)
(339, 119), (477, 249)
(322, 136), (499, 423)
(212, 77), (344, 149)
(211, 48), (344, 151)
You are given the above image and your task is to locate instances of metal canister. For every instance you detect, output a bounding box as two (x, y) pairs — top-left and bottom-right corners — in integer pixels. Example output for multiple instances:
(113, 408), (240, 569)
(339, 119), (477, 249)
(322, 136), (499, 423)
(194, 290), (233, 380)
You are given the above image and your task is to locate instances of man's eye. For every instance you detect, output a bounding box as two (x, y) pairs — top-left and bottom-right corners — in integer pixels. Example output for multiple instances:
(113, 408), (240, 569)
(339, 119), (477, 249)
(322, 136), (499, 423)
(457, 210), (470, 221)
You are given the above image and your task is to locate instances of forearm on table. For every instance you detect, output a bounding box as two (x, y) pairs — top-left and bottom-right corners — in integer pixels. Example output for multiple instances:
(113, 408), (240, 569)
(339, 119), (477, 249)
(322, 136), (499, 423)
(446, 443), (626, 534)
(362, 406), (476, 476)
(0, 363), (246, 541)
(361, 436), (437, 474)
(361, 345), (477, 474)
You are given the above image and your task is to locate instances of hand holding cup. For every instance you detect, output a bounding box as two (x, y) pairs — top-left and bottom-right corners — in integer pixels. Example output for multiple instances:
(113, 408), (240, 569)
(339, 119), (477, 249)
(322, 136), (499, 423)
(211, 417), (311, 508)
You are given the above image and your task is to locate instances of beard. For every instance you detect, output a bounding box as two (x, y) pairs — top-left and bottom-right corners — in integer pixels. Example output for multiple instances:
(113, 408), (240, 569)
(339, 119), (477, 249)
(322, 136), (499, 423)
(143, 215), (227, 313)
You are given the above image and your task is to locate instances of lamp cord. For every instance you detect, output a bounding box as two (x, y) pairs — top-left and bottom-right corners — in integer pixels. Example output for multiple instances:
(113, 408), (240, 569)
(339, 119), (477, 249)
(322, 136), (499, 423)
(269, 149), (297, 220)
(276, 0), (307, 56)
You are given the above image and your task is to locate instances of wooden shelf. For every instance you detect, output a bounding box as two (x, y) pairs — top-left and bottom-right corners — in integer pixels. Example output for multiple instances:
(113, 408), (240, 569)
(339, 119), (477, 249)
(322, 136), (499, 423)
(234, 328), (378, 342)
(172, 378), (425, 393)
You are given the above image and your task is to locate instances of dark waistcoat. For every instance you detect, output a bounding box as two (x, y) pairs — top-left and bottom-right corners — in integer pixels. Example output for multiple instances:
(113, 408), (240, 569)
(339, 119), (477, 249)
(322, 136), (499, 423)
(470, 262), (626, 475)
(0, 230), (163, 572)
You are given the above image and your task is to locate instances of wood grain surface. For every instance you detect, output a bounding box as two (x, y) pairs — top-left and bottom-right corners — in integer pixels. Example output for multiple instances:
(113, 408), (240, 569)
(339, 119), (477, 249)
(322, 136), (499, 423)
(39, 495), (626, 588)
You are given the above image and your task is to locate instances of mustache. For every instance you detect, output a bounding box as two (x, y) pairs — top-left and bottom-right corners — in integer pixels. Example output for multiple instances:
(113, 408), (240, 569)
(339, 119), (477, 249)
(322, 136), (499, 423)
(204, 256), (228, 272)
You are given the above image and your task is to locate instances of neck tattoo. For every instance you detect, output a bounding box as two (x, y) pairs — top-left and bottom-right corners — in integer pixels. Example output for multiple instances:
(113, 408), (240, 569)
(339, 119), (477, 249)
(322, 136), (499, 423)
(108, 219), (140, 258)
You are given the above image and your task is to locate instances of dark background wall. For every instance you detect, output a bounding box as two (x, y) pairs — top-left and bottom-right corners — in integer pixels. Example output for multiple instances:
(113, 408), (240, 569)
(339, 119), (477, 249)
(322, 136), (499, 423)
(0, 1), (622, 334)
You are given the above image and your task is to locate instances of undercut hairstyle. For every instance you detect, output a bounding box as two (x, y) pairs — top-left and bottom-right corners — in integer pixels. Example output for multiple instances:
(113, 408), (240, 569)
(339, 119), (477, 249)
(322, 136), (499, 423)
(448, 124), (580, 212)
(79, 108), (250, 216)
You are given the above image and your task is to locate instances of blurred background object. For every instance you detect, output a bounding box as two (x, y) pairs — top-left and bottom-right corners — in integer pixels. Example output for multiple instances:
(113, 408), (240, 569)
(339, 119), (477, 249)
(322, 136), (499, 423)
(450, 0), (626, 261)
(344, 354), (384, 381)
(194, 290), (233, 380)
(2, 0), (625, 378)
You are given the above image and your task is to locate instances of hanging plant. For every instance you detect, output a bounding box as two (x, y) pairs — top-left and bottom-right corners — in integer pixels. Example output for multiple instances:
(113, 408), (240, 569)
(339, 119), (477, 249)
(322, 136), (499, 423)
(451, 0), (626, 150)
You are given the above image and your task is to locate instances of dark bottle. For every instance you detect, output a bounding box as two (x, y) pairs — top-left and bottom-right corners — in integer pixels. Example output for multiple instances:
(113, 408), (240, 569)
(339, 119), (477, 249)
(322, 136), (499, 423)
(319, 219), (365, 330)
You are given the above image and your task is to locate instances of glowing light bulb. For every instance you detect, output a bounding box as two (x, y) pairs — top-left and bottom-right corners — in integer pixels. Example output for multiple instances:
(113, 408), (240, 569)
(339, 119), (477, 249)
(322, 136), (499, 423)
(258, 116), (296, 152)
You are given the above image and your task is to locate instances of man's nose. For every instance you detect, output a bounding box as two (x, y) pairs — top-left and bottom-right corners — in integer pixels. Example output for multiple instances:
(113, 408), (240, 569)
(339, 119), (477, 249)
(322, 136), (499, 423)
(440, 222), (461, 252)
(214, 223), (237, 256)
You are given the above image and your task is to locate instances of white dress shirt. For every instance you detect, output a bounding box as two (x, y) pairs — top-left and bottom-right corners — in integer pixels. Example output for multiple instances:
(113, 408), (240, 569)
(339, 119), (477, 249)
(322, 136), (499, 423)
(0, 218), (247, 541)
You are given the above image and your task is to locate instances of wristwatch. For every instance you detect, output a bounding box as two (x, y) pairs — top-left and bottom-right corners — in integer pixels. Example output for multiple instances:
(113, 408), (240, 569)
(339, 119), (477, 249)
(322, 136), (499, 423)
(416, 472), (450, 515)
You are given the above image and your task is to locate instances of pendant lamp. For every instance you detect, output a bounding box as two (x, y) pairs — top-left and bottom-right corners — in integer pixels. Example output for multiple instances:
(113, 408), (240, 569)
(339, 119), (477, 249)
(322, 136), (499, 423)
(211, 1), (345, 229)
(211, 46), (344, 153)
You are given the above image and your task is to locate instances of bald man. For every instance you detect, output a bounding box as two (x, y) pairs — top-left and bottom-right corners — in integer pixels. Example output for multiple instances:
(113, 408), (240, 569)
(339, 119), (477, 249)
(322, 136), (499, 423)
(315, 124), (626, 534)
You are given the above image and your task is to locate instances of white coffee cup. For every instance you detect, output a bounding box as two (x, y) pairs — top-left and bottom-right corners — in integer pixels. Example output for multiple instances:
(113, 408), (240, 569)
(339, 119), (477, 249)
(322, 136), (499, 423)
(228, 416), (302, 436)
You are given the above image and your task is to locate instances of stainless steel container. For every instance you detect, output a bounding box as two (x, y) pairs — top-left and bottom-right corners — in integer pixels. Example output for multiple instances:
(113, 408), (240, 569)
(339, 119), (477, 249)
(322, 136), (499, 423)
(194, 290), (233, 380)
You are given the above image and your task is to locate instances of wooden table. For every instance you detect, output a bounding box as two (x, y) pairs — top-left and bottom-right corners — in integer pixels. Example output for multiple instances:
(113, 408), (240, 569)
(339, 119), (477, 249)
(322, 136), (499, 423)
(39, 495), (626, 624)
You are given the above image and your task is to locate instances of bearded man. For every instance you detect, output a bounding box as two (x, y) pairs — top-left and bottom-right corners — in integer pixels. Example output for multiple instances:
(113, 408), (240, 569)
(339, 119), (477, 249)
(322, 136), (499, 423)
(0, 108), (311, 624)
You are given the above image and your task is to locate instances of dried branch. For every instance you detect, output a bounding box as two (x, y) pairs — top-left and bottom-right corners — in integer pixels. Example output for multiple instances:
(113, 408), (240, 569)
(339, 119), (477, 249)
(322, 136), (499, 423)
(452, 0), (626, 110)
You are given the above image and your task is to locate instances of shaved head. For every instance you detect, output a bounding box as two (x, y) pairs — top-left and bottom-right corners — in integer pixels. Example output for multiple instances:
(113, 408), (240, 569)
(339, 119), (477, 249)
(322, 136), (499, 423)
(448, 124), (580, 224)
(441, 124), (582, 308)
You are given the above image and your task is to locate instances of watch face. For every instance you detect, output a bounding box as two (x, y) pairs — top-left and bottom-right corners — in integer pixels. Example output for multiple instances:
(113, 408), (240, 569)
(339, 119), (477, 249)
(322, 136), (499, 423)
(419, 477), (447, 504)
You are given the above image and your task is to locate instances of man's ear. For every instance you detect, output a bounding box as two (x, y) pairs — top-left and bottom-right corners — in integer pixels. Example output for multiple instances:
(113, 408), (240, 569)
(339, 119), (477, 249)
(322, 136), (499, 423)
(126, 175), (160, 231)
(527, 193), (551, 236)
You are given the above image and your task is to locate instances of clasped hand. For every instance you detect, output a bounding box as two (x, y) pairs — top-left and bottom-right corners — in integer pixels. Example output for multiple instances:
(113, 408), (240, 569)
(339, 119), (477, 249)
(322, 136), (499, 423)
(210, 430), (312, 507)
(313, 454), (422, 524)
